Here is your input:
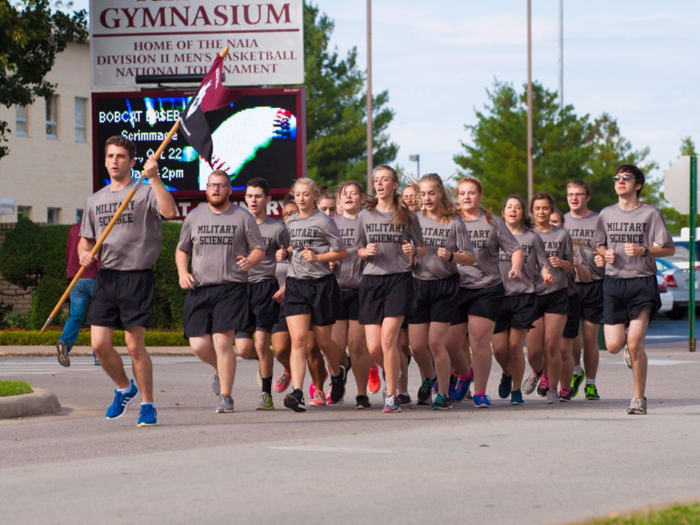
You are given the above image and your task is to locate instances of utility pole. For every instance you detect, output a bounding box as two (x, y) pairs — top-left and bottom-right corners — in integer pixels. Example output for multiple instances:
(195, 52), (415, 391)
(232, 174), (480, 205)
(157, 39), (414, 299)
(366, 0), (373, 193)
(527, 0), (533, 205)
(558, 0), (564, 114)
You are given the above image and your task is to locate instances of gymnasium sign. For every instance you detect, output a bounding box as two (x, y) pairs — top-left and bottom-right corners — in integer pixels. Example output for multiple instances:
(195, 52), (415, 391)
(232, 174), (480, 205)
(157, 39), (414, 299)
(89, 0), (304, 88)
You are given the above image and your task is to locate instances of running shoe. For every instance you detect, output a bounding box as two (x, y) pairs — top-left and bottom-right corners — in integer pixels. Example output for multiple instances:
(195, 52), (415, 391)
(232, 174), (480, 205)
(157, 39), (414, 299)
(215, 395), (234, 413)
(536, 375), (549, 397)
(417, 377), (435, 405)
(623, 345), (633, 369)
(432, 379), (439, 393)
(382, 394), (401, 413)
(432, 393), (452, 410)
(559, 387), (572, 402)
(93, 351), (100, 367)
(570, 369), (586, 397)
(448, 375), (458, 400)
(284, 389), (306, 412)
(368, 365), (381, 394)
(309, 390), (327, 407)
(585, 384), (601, 401)
(626, 396), (647, 415)
(56, 340), (70, 368)
(212, 373), (221, 396)
(397, 393), (412, 405)
(473, 393), (491, 409)
(522, 370), (541, 395)
(105, 379), (139, 419)
(274, 370), (291, 393)
(256, 392), (274, 410)
(465, 390), (473, 400)
(257, 368), (263, 387)
(498, 373), (513, 399)
(355, 395), (371, 409)
(329, 366), (347, 404)
(137, 404), (157, 427)
(510, 389), (524, 405)
(309, 368), (329, 398)
(546, 389), (559, 404)
(452, 370), (474, 403)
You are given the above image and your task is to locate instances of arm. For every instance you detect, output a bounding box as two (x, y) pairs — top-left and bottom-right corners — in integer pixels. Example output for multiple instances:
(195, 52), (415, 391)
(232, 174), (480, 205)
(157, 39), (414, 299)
(302, 247), (347, 263)
(509, 247), (524, 279)
(78, 237), (96, 268)
(175, 248), (195, 289)
(143, 155), (178, 220)
(575, 261), (592, 283)
(624, 244), (675, 258)
(237, 248), (266, 271)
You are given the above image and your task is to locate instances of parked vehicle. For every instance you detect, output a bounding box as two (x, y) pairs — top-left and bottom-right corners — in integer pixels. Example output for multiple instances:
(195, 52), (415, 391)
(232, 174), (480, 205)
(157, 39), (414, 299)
(656, 257), (690, 319)
(657, 274), (673, 315)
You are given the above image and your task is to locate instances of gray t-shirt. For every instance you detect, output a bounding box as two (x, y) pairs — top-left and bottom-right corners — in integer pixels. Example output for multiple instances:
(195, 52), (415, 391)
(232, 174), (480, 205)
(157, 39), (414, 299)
(564, 211), (605, 282)
(354, 208), (425, 276)
(276, 260), (288, 288)
(333, 215), (363, 290)
(247, 217), (290, 284)
(286, 210), (345, 280)
(594, 203), (674, 279)
(459, 210), (521, 289)
(499, 229), (552, 296)
(534, 226), (574, 295)
(413, 214), (474, 281)
(80, 183), (162, 271)
(177, 203), (265, 287)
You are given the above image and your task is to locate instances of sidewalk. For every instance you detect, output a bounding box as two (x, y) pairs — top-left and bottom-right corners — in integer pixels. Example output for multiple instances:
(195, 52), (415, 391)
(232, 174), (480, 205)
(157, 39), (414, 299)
(0, 345), (192, 357)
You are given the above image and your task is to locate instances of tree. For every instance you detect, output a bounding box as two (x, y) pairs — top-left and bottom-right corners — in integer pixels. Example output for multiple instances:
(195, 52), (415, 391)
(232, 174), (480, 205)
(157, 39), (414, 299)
(454, 80), (659, 214)
(0, 0), (88, 160)
(303, 2), (397, 188)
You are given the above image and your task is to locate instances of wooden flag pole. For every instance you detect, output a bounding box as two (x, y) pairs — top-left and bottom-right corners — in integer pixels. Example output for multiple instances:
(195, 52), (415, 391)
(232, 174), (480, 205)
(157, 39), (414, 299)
(40, 46), (229, 333)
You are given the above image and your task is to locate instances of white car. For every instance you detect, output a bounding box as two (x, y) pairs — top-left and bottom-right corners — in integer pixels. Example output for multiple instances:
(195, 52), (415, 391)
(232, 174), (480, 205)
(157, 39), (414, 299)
(658, 274), (673, 314)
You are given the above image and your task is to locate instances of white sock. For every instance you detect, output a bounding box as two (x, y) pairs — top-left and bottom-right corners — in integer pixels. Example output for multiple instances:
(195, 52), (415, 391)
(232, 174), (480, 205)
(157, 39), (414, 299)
(586, 378), (596, 385)
(141, 402), (154, 407)
(573, 364), (583, 374)
(117, 385), (132, 394)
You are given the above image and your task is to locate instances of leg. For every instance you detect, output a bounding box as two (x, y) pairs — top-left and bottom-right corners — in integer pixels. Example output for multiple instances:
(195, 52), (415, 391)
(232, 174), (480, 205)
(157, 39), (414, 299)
(332, 321), (351, 371)
(189, 334), (218, 369)
(347, 320), (370, 397)
(312, 324), (341, 377)
(604, 323), (627, 354)
(272, 331), (291, 371)
(427, 322), (452, 396)
(492, 331), (510, 375)
(124, 326), (153, 403)
(467, 315), (497, 394)
(559, 336), (575, 392)
(543, 313), (567, 393)
(408, 323), (434, 379)
(581, 320), (600, 379)
(234, 337), (257, 360)
(525, 318), (545, 374)
(254, 330), (274, 379)
(627, 311), (651, 398)
(287, 314), (311, 391)
(508, 328), (527, 390)
(306, 332), (325, 391)
(212, 331), (236, 396)
(398, 329), (410, 392)
(365, 324), (384, 369)
(380, 316), (404, 396)
(92, 325), (129, 389)
(61, 281), (91, 349)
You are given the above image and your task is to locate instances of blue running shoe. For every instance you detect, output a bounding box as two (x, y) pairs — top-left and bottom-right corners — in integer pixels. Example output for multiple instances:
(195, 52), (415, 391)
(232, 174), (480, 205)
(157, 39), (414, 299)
(137, 403), (157, 427)
(498, 373), (513, 399)
(105, 379), (139, 419)
(448, 375), (458, 400)
(451, 371), (474, 402)
(510, 389), (524, 405)
(473, 393), (491, 409)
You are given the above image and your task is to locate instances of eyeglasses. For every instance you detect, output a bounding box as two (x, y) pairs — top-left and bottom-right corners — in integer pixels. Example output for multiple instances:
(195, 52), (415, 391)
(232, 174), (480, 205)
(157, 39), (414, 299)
(283, 211), (297, 218)
(207, 183), (230, 189)
(613, 174), (636, 183)
(567, 192), (588, 198)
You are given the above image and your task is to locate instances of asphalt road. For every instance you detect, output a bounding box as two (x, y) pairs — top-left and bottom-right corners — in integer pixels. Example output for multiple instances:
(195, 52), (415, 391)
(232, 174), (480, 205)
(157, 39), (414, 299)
(1, 322), (699, 525)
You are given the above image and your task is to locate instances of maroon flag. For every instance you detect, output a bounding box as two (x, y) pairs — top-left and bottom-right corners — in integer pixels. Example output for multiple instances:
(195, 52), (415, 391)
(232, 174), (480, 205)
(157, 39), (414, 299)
(180, 54), (240, 166)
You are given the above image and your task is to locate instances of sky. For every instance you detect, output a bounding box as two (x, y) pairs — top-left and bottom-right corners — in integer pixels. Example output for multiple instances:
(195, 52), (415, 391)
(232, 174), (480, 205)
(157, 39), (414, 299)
(72, 0), (700, 186)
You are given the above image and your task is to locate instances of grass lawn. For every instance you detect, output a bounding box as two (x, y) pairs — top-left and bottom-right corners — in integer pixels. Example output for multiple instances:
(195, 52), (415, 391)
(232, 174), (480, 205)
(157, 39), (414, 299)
(0, 380), (33, 397)
(579, 503), (700, 525)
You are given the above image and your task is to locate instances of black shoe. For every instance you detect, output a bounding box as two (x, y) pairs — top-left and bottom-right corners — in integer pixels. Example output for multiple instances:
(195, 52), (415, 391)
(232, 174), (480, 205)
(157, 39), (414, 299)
(355, 395), (371, 409)
(344, 355), (352, 381)
(397, 393), (412, 405)
(329, 366), (347, 404)
(498, 373), (512, 399)
(417, 377), (434, 405)
(283, 389), (306, 412)
(56, 341), (70, 368)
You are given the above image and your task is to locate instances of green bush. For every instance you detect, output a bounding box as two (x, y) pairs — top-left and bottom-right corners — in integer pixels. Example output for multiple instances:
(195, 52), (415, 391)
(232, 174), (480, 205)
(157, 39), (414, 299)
(0, 330), (187, 346)
(28, 275), (67, 330)
(151, 222), (187, 330)
(2, 310), (29, 329)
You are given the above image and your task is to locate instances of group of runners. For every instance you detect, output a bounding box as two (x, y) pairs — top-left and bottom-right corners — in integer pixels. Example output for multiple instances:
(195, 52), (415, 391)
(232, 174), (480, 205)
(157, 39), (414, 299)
(69, 135), (675, 426)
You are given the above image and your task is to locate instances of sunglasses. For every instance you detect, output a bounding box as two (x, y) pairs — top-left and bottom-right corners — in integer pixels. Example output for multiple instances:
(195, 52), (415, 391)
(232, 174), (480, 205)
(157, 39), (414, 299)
(613, 174), (636, 183)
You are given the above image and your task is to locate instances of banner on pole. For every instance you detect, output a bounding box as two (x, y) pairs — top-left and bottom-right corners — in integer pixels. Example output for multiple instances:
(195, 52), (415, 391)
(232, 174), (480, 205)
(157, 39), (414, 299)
(89, 0), (304, 88)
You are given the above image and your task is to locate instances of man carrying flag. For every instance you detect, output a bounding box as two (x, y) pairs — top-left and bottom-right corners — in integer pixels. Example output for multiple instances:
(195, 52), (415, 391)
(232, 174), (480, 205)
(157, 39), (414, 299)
(79, 137), (177, 427)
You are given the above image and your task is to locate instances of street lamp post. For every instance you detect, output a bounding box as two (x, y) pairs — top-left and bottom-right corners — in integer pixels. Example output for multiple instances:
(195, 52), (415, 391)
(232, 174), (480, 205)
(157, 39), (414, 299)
(366, 0), (373, 193)
(409, 154), (420, 178)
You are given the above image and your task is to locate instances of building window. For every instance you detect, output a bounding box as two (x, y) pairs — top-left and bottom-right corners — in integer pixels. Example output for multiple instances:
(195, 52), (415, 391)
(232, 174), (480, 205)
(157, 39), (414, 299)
(76, 209), (84, 222)
(75, 97), (87, 142)
(16, 105), (28, 136)
(17, 206), (32, 220)
(47, 207), (61, 224)
(46, 95), (58, 138)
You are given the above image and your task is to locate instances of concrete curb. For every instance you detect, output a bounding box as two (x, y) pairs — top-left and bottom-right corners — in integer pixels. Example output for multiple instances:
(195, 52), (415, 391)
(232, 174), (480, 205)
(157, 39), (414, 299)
(0, 388), (61, 419)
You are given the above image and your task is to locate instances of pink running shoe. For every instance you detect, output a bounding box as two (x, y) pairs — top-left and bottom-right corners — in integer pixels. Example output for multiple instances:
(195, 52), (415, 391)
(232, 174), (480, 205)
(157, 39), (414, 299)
(274, 370), (291, 394)
(308, 368), (328, 398)
(536, 374), (549, 397)
(368, 365), (381, 394)
(308, 390), (327, 407)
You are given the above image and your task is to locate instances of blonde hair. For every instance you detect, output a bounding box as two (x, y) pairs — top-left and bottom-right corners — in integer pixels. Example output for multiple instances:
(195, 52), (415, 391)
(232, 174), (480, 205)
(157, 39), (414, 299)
(457, 177), (492, 225)
(366, 165), (413, 228)
(292, 177), (319, 196)
(419, 173), (454, 225)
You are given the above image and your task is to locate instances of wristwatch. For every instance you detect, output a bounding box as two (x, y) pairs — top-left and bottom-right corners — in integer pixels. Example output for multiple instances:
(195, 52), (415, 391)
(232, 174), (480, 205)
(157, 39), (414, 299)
(641, 246), (649, 257)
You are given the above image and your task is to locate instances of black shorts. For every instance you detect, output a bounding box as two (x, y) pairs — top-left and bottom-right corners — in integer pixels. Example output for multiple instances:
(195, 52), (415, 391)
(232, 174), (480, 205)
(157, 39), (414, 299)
(337, 289), (360, 321)
(237, 279), (281, 338)
(563, 293), (582, 339)
(577, 280), (604, 325)
(494, 293), (538, 334)
(453, 282), (505, 325)
(88, 269), (155, 329)
(271, 314), (288, 335)
(603, 276), (660, 326)
(408, 274), (460, 324)
(183, 282), (250, 338)
(359, 272), (413, 325)
(284, 273), (340, 327)
(534, 288), (569, 319)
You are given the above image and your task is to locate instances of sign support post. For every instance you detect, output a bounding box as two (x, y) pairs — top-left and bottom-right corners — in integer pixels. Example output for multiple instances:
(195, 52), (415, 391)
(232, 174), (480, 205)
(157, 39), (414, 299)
(690, 155), (697, 353)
